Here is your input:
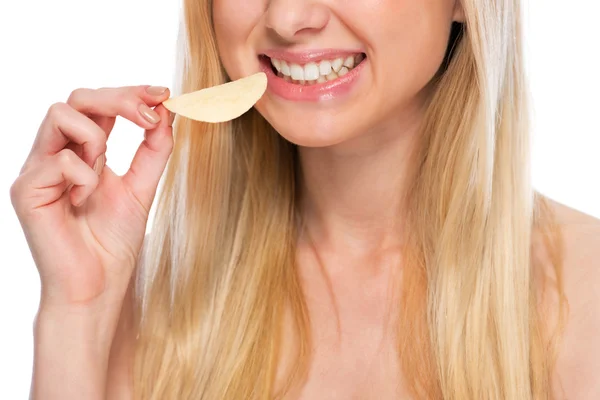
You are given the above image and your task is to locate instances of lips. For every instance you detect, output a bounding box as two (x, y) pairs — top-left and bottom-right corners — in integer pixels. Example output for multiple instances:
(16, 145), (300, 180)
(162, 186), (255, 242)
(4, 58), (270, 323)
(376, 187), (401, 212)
(258, 50), (368, 102)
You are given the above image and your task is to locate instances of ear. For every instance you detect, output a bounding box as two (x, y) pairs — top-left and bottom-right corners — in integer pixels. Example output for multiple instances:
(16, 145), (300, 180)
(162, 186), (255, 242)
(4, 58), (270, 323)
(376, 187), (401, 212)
(452, 0), (465, 23)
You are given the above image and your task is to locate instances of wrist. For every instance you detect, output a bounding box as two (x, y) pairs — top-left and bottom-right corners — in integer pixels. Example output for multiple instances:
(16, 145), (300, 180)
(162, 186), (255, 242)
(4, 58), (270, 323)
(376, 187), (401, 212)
(35, 301), (120, 354)
(31, 310), (113, 400)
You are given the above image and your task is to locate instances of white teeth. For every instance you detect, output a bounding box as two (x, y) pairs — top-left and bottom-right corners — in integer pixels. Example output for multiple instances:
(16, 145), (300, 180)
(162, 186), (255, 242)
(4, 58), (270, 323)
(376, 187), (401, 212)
(271, 58), (281, 72)
(290, 63), (304, 80)
(343, 56), (354, 69)
(280, 61), (291, 76)
(303, 62), (320, 81)
(331, 58), (344, 73)
(318, 60), (332, 76)
(326, 71), (338, 81)
(269, 54), (364, 84)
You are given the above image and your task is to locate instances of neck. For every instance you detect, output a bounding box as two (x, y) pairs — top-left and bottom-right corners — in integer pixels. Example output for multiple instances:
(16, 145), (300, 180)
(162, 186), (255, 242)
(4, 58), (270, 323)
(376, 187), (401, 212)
(297, 107), (424, 256)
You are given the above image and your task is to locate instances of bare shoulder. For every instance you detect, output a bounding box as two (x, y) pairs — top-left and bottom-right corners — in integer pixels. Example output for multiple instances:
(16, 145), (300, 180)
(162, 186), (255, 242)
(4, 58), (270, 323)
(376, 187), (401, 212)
(105, 234), (149, 399)
(544, 198), (600, 399)
(546, 198), (600, 286)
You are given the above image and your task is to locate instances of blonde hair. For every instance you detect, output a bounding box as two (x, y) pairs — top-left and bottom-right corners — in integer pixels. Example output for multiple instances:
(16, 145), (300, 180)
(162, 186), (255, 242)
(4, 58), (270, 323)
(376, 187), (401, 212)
(132, 0), (567, 398)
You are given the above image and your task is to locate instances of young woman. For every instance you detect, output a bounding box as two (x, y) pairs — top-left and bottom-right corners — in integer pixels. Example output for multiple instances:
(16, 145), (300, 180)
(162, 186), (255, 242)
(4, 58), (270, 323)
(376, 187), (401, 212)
(10, 0), (600, 399)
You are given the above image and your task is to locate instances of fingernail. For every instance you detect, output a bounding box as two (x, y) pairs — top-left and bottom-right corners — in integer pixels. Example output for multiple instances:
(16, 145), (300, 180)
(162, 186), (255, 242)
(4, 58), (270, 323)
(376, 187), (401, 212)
(93, 153), (106, 175)
(168, 111), (176, 126)
(146, 86), (168, 96)
(139, 103), (160, 124)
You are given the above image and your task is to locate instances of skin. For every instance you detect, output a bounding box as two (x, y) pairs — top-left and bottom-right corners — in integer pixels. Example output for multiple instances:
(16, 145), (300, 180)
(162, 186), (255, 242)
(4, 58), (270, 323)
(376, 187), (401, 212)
(210, 0), (600, 398)
(105, 200), (600, 399)
(212, 0), (464, 288)
(213, 0), (460, 149)
(107, 0), (600, 398)
(12, 82), (175, 398)
(211, 0), (465, 393)
(544, 200), (600, 399)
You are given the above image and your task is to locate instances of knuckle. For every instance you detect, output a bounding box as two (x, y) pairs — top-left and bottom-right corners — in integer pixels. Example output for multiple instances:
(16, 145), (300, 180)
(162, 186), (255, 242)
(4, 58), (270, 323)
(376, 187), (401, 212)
(99, 86), (126, 102)
(97, 140), (108, 155)
(134, 85), (151, 97)
(127, 100), (141, 115)
(66, 87), (91, 105)
(9, 178), (23, 204)
(119, 90), (136, 107)
(57, 149), (77, 167)
(47, 102), (69, 119)
(9, 176), (31, 216)
(88, 142), (108, 162)
(88, 129), (109, 154)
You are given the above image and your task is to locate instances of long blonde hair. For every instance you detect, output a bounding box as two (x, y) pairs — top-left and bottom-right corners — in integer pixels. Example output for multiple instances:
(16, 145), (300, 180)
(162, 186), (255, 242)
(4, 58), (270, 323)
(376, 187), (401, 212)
(132, 0), (567, 398)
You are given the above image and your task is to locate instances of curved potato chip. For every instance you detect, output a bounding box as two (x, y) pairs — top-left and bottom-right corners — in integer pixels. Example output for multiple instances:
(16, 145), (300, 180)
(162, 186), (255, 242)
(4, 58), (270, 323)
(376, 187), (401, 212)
(162, 72), (267, 123)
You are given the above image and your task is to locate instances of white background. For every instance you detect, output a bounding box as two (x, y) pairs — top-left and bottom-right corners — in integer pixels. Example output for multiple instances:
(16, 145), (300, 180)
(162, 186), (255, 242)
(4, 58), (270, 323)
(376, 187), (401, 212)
(0, 0), (598, 396)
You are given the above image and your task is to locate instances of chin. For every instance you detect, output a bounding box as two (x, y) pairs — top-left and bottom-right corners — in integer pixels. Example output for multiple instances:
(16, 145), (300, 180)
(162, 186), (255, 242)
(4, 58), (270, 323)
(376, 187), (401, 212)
(257, 100), (362, 148)
(279, 129), (351, 148)
(257, 110), (354, 148)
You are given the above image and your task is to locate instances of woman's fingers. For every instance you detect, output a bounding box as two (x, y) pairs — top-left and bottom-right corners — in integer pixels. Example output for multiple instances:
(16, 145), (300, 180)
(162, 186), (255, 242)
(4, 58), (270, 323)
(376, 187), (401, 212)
(121, 104), (174, 212)
(29, 102), (108, 168)
(66, 85), (170, 130)
(11, 148), (99, 215)
(13, 84), (174, 218)
(27, 85), (171, 168)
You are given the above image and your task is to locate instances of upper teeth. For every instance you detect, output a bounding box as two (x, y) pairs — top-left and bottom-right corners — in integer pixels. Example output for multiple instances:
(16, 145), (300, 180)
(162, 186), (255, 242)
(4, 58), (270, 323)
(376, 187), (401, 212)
(270, 55), (362, 81)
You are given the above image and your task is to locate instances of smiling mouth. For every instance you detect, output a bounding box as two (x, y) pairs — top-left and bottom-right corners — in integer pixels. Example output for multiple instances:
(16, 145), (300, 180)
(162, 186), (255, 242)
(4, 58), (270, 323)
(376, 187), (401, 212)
(260, 53), (367, 85)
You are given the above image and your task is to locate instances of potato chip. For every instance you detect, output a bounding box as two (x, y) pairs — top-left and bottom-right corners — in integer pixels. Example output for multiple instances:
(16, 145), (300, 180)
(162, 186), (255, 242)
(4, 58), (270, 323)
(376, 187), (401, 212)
(162, 72), (267, 123)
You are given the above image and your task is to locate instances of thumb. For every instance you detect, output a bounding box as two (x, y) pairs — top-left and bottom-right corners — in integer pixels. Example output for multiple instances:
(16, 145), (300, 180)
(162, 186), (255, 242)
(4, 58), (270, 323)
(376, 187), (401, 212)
(122, 104), (174, 210)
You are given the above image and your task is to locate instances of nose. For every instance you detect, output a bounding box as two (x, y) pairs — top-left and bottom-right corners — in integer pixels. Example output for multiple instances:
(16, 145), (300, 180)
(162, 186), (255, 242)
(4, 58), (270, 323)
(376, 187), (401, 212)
(265, 0), (330, 42)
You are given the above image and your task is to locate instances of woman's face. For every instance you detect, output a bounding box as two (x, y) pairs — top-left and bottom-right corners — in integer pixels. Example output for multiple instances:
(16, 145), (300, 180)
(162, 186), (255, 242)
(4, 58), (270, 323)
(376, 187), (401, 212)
(213, 0), (464, 147)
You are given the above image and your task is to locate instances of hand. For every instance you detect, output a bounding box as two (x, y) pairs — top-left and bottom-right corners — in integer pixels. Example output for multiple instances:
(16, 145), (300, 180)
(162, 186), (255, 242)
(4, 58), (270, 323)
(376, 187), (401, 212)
(10, 85), (174, 310)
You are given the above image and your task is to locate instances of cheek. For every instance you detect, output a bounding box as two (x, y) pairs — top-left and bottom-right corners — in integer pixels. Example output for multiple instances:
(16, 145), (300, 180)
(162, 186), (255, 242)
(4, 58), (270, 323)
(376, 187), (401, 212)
(366, 0), (455, 92)
(213, 0), (259, 30)
(212, 0), (263, 78)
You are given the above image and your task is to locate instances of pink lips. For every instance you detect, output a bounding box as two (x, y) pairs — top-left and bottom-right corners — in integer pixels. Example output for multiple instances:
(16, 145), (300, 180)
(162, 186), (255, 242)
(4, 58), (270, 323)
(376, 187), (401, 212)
(259, 50), (367, 102)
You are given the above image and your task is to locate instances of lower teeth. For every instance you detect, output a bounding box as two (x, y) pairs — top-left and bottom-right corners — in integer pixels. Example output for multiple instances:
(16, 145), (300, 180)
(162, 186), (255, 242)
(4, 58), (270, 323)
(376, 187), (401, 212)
(277, 66), (353, 85)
